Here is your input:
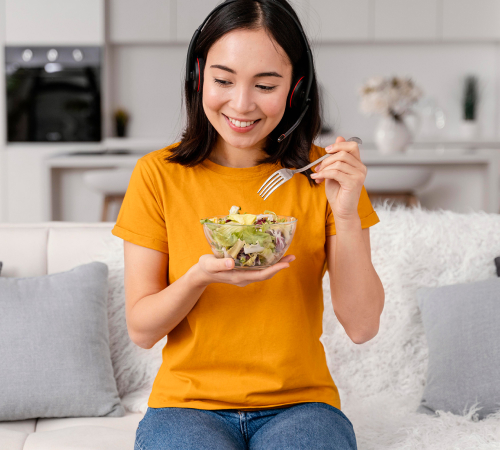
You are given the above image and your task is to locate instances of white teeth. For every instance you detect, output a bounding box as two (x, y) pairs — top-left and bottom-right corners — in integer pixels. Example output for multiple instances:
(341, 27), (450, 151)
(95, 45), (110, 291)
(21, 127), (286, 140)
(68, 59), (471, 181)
(227, 116), (256, 128)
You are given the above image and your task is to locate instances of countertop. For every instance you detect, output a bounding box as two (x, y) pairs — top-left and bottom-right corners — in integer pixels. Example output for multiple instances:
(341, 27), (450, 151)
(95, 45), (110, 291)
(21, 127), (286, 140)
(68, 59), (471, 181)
(44, 143), (500, 168)
(7, 137), (172, 153)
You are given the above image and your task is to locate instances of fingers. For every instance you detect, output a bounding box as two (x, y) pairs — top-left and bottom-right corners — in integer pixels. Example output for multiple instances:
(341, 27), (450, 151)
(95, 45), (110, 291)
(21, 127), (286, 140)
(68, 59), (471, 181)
(314, 151), (365, 174)
(314, 168), (351, 186)
(199, 254), (296, 288)
(325, 140), (361, 160)
(311, 161), (358, 184)
(215, 254), (295, 274)
(311, 138), (367, 185)
(249, 255), (295, 277)
(202, 255), (235, 272)
(314, 152), (366, 173)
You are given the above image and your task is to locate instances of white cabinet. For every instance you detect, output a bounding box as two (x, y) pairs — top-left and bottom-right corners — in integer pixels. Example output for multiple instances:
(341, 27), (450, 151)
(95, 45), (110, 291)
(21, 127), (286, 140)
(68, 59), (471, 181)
(175, 0), (310, 43)
(176, 0), (221, 42)
(109, 0), (173, 44)
(374, 0), (439, 41)
(308, 0), (371, 42)
(442, 0), (500, 41)
(5, 0), (104, 45)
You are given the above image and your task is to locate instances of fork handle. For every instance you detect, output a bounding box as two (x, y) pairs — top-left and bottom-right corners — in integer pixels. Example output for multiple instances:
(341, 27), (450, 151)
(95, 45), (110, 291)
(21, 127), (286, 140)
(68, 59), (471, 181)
(294, 137), (362, 174)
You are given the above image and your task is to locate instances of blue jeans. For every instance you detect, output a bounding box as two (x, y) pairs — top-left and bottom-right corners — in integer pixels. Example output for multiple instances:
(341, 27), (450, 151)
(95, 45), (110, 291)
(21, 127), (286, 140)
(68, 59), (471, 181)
(134, 402), (357, 450)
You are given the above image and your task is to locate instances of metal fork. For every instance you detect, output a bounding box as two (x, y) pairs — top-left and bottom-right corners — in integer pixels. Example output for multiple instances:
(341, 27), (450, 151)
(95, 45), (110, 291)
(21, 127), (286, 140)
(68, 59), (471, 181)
(257, 137), (363, 200)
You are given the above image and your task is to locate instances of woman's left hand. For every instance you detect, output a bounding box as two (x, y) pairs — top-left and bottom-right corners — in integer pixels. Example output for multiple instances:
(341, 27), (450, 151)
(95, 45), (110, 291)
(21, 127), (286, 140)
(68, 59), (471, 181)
(310, 136), (367, 221)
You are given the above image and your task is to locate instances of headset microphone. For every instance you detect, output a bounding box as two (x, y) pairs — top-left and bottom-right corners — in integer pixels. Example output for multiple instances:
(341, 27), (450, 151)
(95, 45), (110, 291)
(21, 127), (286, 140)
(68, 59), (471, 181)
(186, 0), (314, 143)
(277, 105), (309, 143)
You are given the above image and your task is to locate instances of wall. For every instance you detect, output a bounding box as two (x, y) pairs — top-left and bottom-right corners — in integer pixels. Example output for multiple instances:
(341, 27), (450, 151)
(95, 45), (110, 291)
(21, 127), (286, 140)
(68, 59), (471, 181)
(315, 43), (498, 142)
(108, 42), (499, 144)
(2, 1), (499, 222)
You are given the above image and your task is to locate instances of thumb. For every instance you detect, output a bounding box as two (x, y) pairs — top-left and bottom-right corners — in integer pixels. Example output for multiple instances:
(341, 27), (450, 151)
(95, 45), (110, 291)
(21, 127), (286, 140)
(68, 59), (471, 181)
(336, 136), (346, 144)
(223, 258), (234, 269)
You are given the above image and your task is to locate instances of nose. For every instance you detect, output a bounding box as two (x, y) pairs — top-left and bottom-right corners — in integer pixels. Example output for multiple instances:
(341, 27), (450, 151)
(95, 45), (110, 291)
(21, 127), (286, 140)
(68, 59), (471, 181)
(230, 83), (256, 115)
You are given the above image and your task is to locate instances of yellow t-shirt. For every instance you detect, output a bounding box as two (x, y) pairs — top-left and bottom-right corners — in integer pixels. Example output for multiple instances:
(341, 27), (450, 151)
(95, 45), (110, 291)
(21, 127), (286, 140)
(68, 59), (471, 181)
(112, 142), (380, 411)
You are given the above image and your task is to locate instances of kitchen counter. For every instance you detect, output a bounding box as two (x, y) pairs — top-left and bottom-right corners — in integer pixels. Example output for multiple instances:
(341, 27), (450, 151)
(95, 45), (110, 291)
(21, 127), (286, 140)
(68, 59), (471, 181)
(356, 147), (498, 214)
(5, 133), (499, 222)
(45, 143), (499, 166)
(349, 147), (498, 164)
(6, 136), (172, 153)
(40, 144), (500, 221)
(46, 152), (145, 168)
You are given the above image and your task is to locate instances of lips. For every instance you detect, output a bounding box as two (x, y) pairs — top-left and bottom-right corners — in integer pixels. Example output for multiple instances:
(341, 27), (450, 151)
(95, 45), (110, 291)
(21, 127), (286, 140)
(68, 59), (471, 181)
(222, 113), (261, 133)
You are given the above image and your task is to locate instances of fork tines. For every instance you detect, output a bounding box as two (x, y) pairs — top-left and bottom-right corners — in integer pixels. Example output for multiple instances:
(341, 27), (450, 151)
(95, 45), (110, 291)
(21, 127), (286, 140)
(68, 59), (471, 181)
(257, 173), (285, 200)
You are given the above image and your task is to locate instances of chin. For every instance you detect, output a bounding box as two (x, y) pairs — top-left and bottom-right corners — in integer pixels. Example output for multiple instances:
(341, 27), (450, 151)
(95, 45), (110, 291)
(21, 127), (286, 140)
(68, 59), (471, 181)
(223, 134), (263, 150)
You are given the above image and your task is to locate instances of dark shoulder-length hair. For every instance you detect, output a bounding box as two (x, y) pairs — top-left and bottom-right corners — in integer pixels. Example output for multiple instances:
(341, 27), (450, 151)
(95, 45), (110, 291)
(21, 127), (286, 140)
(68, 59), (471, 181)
(164, 0), (322, 187)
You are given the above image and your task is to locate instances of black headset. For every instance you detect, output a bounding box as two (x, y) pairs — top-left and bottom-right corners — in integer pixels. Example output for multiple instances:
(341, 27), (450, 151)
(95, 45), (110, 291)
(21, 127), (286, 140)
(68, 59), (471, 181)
(185, 0), (314, 143)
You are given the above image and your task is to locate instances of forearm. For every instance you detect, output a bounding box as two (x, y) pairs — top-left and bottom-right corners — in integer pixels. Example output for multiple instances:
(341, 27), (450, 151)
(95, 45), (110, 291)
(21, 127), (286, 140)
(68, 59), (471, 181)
(331, 217), (384, 343)
(129, 265), (209, 349)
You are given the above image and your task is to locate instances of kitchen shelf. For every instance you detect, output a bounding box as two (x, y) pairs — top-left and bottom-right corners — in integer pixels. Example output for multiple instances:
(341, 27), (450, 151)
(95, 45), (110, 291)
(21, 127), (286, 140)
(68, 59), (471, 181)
(6, 137), (174, 154)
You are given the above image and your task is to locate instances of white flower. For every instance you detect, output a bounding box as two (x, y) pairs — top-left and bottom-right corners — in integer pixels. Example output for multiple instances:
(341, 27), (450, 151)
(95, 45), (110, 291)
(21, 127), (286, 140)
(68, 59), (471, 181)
(358, 76), (423, 117)
(366, 76), (386, 90)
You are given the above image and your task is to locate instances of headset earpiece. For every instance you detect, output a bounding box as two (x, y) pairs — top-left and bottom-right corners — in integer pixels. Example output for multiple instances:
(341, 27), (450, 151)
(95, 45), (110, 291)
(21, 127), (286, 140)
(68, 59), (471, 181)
(288, 76), (306, 110)
(192, 57), (205, 92)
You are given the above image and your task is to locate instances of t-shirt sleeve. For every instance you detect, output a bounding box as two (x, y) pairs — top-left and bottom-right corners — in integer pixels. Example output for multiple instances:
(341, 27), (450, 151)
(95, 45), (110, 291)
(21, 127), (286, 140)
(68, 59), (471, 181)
(111, 158), (169, 253)
(325, 185), (380, 236)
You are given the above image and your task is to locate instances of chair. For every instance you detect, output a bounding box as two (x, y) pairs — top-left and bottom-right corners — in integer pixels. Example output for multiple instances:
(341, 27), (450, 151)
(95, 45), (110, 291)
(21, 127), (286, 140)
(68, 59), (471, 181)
(82, 168), (134, 222)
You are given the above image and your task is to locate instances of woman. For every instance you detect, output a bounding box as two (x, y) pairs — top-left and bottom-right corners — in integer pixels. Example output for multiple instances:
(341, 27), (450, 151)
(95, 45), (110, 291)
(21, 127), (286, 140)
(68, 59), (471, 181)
(112, 0), (385, 449)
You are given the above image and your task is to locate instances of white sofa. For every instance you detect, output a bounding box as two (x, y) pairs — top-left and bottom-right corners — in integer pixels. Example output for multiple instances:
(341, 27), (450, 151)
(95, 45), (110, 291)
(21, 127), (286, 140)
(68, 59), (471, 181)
(0, 222), (143, 450)
(1, 204), (500, 450)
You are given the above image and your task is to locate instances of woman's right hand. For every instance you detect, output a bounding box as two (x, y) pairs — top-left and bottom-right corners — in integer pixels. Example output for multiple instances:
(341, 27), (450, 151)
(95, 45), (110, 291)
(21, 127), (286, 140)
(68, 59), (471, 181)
(192, 254), (296, 288)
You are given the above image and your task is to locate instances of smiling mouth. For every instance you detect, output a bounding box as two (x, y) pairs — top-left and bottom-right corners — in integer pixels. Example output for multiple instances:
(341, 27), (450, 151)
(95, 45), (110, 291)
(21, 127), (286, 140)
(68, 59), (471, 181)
(223, 114), (261, 128)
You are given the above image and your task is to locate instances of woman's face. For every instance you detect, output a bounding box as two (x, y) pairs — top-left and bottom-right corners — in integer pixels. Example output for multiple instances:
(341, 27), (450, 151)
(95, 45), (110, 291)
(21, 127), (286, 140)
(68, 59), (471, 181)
(203, 28), (293, 151)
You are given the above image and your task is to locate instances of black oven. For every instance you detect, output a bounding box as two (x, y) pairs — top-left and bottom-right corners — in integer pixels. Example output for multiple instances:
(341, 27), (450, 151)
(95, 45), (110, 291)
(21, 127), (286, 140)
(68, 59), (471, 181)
(6, 46), (101, 142)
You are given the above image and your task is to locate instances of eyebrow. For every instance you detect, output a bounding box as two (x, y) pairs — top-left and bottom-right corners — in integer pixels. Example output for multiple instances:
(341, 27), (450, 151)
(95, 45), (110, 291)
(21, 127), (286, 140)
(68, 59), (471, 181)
(210, 64), (283, 78)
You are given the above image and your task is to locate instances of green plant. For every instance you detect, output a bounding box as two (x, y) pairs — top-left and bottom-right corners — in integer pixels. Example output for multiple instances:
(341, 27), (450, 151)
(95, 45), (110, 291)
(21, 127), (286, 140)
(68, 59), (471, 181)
(463, 76), (478, 121)
(114, 108), (130, 137)
(114, 108), (129, 126)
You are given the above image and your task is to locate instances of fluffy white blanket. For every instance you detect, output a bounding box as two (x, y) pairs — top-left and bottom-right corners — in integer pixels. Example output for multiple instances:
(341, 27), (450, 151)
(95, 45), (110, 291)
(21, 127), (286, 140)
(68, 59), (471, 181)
(95, 202), (500, 450)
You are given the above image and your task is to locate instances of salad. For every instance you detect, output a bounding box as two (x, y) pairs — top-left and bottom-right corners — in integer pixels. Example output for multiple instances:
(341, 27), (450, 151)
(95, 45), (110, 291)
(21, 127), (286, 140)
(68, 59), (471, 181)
(200, 206), (296, 268)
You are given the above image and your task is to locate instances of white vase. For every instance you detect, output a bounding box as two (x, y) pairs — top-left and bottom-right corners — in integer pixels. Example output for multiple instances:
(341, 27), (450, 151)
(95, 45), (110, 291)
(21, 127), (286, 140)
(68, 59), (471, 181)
(374, 116), (412, 154)
(459, 120), (480, 141)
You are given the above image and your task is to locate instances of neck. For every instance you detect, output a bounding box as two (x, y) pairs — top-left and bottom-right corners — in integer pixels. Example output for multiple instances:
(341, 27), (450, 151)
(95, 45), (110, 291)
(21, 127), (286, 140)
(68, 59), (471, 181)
(208, 136), (268, 168)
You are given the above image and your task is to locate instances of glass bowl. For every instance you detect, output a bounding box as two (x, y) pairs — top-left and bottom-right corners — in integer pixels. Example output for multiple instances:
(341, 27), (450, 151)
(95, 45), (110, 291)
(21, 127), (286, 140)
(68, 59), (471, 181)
(201, 214), (297, 270)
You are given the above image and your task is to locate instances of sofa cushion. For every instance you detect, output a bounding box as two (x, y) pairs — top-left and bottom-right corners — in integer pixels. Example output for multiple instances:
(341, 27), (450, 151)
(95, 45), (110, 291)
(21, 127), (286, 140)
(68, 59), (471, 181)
(23, 426), (135, 450)
(0, 429), (28, 450)
(416, 277), (500, 420)
(36, 411), (143, 433)
(0, 261), (125, 421)
(0, 419), (36, 434)
(47, 226), (120, 275)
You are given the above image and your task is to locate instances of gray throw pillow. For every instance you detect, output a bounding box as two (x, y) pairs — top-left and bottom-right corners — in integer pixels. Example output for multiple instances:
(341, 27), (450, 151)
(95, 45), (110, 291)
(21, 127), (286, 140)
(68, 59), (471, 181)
(0, 261), (125, 421)
(417, 277), (500, 420)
